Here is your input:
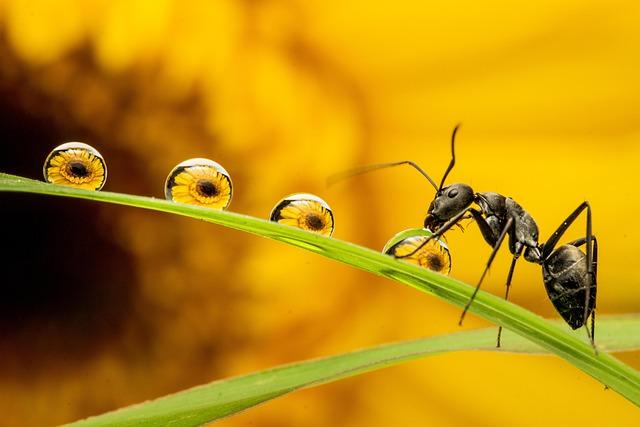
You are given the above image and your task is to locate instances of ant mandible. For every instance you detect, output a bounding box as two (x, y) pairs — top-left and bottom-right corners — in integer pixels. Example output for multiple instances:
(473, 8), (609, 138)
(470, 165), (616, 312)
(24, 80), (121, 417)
(331, 125), (597, 349)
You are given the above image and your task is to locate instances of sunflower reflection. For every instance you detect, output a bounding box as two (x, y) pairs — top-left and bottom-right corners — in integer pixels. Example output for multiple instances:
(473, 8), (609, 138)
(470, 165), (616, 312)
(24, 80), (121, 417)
(43, 142), (107, 190)
(270, 193), (335, 236)
(165, 158), (233, 209)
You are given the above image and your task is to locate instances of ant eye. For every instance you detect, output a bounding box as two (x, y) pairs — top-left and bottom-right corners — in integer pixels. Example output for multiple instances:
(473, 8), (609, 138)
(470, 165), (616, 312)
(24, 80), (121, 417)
(448, 189), (458, 198)
(164, 158), (233, 210)
(270, 193), (335, 236)
(43, 142), (107, 190)
(383, 229), (451, 274)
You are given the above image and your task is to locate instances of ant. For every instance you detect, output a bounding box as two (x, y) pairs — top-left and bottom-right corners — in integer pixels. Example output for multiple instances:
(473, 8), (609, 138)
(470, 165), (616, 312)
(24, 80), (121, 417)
(331, 125), (597, 349)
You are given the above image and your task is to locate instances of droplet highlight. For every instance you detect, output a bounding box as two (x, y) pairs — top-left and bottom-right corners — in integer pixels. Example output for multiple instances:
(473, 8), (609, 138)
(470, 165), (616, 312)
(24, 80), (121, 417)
(43, 142), (107, 190)
(270, 193), (335, 236)
(164, 158), (233, 210)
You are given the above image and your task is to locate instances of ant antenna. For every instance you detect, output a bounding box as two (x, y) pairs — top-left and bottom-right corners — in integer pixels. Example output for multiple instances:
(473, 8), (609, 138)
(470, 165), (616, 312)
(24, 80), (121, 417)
(327, 160), (439, 191)
(438, 124), (461, 191)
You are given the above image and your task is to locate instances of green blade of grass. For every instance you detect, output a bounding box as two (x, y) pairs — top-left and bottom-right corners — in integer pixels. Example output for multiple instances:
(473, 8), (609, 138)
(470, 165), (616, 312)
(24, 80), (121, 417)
(1, 172), (639, 410)
(63, 315), (640, 427)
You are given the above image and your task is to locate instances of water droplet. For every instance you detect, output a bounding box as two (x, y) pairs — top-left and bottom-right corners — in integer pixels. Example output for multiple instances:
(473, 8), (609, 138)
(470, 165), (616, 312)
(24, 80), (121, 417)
(383, 228), (451, 274)
(270, 193), (335, 236)
(43, 142), (107, 190)
(164, 158), (233, 210)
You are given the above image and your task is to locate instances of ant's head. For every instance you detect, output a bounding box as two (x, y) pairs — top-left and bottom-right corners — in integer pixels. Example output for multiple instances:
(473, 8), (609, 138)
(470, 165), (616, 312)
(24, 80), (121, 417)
(424, 183), (474, 230)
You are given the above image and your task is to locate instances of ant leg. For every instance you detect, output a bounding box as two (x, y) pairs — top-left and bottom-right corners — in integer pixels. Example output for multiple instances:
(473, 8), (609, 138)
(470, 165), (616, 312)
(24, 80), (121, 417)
(542, 202), (591, 259)
(496, 247), (523, 347)
(397, 207), (476, 259)
(589, 236), (598, 347)
(459, 216), (515, 325)
(398, 207), (496, 259)
(542, 202), (596, 350)
(565, 237), (587, 247)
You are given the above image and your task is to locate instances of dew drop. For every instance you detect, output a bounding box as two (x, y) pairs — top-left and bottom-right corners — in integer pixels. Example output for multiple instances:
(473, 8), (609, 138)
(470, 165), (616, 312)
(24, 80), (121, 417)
(164, 158), (233, 210)
(43, 142), (107, 191)
(383, 228), (452, 274)
(270, 193), (335, 236)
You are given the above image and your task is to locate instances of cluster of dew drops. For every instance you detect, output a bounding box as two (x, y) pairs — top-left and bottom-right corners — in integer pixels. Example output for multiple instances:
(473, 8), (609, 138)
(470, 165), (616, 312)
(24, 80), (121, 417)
(42, 142), (451, 274)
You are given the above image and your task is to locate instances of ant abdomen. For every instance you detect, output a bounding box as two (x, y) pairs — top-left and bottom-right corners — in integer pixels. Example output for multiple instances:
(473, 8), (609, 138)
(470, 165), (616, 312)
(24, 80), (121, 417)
(542, 245), (596, 329)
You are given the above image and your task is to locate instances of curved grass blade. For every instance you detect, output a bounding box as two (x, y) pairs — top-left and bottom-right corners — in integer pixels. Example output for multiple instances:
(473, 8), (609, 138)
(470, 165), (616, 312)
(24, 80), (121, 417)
(1, 172), (639, 408)
(63, 315), (640, 426)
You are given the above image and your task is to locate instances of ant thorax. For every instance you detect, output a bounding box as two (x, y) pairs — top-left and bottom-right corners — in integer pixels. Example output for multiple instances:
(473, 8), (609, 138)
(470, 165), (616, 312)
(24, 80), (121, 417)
(476, 192), (539, 256)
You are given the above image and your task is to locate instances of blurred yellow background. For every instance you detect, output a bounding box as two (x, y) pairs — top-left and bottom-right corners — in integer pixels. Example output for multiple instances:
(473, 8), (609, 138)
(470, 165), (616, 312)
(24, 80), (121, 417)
(0, 0), (638, 426)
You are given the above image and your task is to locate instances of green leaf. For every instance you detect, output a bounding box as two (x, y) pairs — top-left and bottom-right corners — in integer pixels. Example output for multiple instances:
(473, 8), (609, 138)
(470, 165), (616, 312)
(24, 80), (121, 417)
(63, 315), (640, 426)
(2, 172), (640, 413)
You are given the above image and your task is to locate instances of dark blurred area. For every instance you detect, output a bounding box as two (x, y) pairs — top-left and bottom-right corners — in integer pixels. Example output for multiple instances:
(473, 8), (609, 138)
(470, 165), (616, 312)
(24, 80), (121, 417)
(0, 38), (134, 376)
(0, 29), (250, 425)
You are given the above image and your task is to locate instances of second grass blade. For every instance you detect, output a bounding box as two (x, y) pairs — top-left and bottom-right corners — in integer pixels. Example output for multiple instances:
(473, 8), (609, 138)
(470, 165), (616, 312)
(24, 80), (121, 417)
(65, 315), (640, 426)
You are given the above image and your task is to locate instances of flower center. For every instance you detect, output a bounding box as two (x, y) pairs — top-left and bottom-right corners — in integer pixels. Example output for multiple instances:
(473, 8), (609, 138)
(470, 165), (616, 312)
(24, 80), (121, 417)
(67, 160), (89, 177)
(304, 213), (324, 230)
(196, 180), (218, 197)
(424, 252), (444, 271)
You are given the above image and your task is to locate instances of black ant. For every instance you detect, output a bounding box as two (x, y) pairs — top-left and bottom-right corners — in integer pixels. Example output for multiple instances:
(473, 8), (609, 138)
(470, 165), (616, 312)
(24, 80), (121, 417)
(331, 125), (597, 349)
